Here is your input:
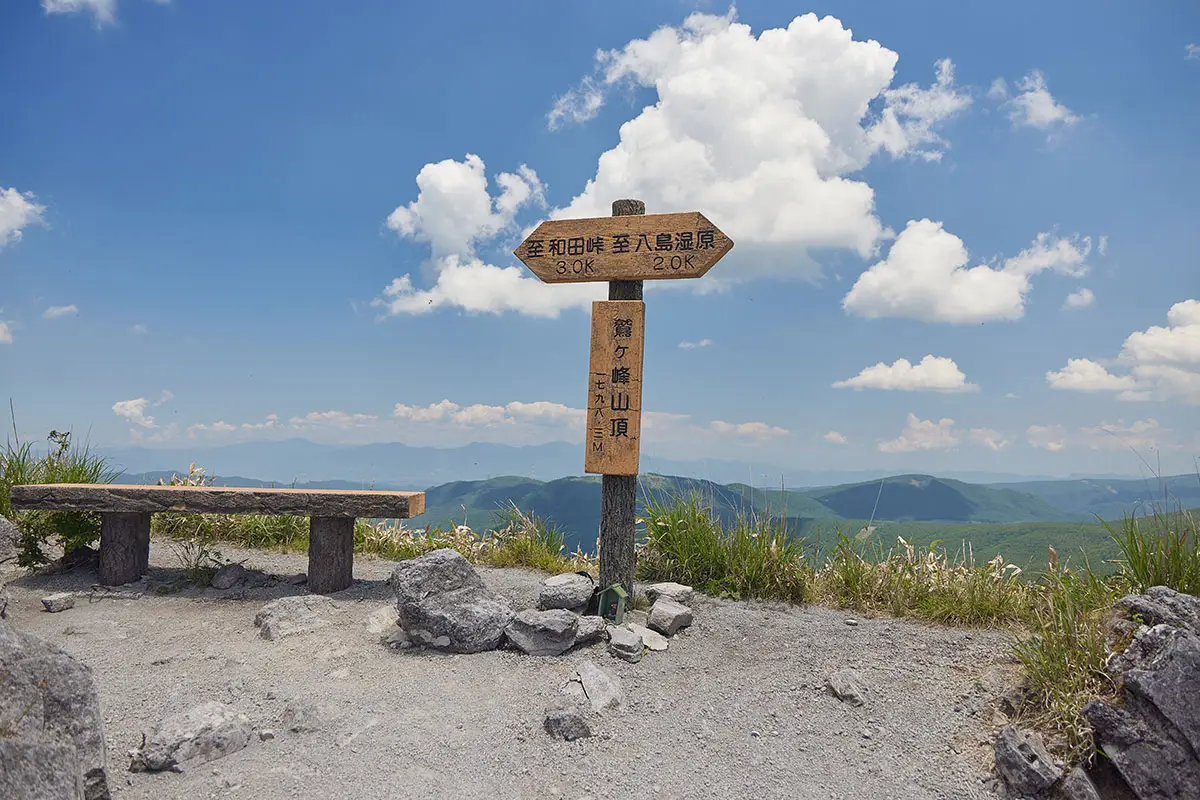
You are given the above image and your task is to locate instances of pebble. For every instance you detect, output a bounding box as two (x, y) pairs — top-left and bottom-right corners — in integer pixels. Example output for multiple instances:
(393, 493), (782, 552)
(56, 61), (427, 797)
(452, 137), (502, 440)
(845, 618), (859, 626)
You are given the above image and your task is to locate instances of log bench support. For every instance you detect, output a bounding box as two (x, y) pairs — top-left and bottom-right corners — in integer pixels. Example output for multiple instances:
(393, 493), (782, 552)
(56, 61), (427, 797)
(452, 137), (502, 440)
(8, 484), (425, 594)
(308, 516), (355, 594)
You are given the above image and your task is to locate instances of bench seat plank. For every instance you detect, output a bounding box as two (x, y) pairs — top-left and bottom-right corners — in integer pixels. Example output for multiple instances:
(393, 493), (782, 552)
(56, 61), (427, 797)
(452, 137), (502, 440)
(10, 483), (424, 519)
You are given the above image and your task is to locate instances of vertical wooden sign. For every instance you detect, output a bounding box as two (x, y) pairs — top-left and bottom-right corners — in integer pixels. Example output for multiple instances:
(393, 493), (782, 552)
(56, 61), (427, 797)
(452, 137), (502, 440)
(584, 300), (645, 476)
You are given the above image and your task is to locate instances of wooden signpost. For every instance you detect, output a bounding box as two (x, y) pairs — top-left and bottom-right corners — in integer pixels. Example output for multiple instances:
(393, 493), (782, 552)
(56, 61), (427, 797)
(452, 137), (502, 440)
(515, 200), (733, 599)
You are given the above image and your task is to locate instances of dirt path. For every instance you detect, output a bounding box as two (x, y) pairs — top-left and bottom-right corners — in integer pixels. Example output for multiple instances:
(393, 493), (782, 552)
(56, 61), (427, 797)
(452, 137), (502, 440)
(3, 541), (1016, 800)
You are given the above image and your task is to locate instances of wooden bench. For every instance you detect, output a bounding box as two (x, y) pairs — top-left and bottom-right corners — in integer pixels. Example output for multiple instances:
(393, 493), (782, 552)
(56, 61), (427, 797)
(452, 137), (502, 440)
(8, 483), (425, 594)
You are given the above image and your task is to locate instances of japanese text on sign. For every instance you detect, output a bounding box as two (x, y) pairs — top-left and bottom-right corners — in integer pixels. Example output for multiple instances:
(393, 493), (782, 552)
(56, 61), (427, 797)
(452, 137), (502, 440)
(585, 300), (645, 476)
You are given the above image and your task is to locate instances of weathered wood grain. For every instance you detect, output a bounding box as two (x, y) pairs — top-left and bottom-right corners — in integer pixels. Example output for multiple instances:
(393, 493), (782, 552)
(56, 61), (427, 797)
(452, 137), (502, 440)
(10, 484), (425, 518)
(515, 211), (734, 284)
(98, 512), (151, 586)
(308, 516), (355, 594)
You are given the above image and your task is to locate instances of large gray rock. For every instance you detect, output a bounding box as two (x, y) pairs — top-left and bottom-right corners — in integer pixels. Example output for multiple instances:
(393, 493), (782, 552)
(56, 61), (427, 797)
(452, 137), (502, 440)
(1118, 585), (1200, 634)
(210, 563), (249, 590)
(826, 669), (867, 707)
(538, 572), (595, 612)
(626, 622), (668, 651)
(41, 592), (75, 613)
(129, 701), (253, 772)
(504, 609), (578, 656)
(0, 620), (110, 799)
(253, 595), (336, 640)
(993, 726), (1061, 797)
(0, 740), (85, 799)
(1083, 699), (1200, 800)
(573, 615), (607, 647)
(607, 625), (643, 663)
(646, 581), (694, 604)
(1058, 767), (1101, 800)
(647, 597), (693, 636)
(388, 549), (514, 654)
(0, 514), (18, 562)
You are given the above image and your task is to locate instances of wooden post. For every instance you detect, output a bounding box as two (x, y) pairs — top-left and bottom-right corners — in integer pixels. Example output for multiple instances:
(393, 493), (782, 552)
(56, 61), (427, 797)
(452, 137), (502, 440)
(598, 198), (645, 599)
(308, 516), (355, 594)
(97, 512), (152, 586)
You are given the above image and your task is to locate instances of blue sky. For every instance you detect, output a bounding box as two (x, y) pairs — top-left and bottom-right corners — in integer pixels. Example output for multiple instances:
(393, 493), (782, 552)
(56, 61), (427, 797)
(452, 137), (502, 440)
(1, 0), (1198, 478)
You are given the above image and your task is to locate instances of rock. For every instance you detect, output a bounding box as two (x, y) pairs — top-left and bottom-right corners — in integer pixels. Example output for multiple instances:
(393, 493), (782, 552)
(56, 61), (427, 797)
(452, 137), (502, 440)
(1083, 699), (1200, 800)
(624, 609), (649, 628)
(999, 676), (1036, 717)
(364, 606), (399, 635)
(544, 705), (591, 741)
(1120, 626), (1200, 754)
(257, 729), (275, 742)
(285, 573), (307, 585)
(253, 595), (336, 640)
(607, 625), (643, 663)
(0, 620), (110, 799)
(41, 592), (76, 613)
(573, 615), (607, 647)
(826, 669), (867, 707)
(384, 628), (411, 649)
(647, 597), (693, 636)
(646, 582), (694, 604)
(210, 563), (249, 590)
(993, 726), (1061, 796)
(0, 741), (86, 799)
(387, 549), (514, 654)
(538, 572), (595, 612)
(0, 515), (17, 562)
(626, 622), (669, 651)
(1057, 767), (1101, 800)
(280, 699), (339, 733)
(1118, 585), (1200, 634)
(129, 701), (252, 773)
(504, 609), (579, 656)
(0, 583), (9, 619)
(578, 660), (622, 714)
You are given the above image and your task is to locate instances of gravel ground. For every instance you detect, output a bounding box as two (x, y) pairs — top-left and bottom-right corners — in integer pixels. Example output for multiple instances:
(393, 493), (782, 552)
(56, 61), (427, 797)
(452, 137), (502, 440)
(2, 541), (1019, 800)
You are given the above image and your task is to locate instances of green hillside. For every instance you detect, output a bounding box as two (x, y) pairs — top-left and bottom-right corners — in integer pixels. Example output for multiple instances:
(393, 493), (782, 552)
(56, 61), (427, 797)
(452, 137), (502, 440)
(989, 474), (1200, 521)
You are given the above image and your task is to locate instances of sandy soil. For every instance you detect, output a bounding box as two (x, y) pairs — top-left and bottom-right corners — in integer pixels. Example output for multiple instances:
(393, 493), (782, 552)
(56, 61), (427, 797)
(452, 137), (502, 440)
(1, 541), (1019, 800)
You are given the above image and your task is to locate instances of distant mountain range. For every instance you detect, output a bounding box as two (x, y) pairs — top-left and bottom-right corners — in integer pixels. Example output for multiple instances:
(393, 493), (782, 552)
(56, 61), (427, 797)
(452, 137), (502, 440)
(98, 438), (1138, 489)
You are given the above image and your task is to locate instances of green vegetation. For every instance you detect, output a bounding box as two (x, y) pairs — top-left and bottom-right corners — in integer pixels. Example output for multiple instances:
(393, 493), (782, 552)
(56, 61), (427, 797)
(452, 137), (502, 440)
(1, 430), (119, 568)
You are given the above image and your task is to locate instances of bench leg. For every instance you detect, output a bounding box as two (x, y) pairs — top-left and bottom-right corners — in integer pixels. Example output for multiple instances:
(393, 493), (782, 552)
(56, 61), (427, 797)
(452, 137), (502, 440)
(309, 516), (355, 594)
(98, 512), (152, 586)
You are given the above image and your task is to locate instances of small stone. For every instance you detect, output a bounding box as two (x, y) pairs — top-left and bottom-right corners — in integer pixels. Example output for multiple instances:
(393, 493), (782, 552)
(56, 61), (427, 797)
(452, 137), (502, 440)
(129, 702), (252, 772)
(384, 629), (411, 649)
(257, 729), (275, 742)
(845, 618), (859, 626)
(578, 660), (622, 714)
(210, 564), (248, 590)
(364, 606), (400, 635)
(538, 572), (595, 613)
(254, 595), (336, 641)
(432, 635), (451, 648)
(280, 699), (339, 733)
(505, 609), (579, 656)
(826, 669), (867, 707)
(573, 615), (607, 647)
(626, 623), (668, 651)
(647, 597), (693, 636)
(645, 582), (694, 604)
(544, 705), (591, 741)
(41, 592), (75, 613)
(607, 625), (643, 663)
(993, 726), (1061, 796)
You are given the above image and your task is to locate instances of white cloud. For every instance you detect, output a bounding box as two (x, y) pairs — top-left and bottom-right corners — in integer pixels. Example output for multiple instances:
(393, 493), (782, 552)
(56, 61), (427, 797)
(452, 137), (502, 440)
(547, 76), (607, 130)
(42, 304), (79, 320)
(1027, 424), (1067, 452)
(833, 354), (976, 392)
(843, 219), (1091, 323)
(112, 398), (156, 429)
(153, 390), (174, 406)
(392, 399), (585, 429)
(0, 187), (46, 248)
(678, 338), (713, 349)
(0, 322), (11, 345)
(709, 420), (789, 441)
(128, 323), (148, 335)
(823, 430), (848, 445)
(878, 412), (960, 453)
(970, 428), (1010, 451)
(288, 411), (379, 429)
(1046, 299), (1200, 403)
(1186, 44), (1200, 61)
(1063, 288), (1095, 309)
(42, 0), (117, 24)
(1098, 235), (1108, 256)
(989, 70), (1081, 133)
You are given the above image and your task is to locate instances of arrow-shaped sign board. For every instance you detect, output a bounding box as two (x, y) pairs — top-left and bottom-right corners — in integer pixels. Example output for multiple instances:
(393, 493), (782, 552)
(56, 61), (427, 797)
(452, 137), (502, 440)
(514, 211), (734, 284)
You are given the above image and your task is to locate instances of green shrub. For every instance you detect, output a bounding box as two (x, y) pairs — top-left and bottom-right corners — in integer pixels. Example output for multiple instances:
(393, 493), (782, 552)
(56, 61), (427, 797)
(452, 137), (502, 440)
(1105, 504), (1200, 594)
(1, 431), (118, 568)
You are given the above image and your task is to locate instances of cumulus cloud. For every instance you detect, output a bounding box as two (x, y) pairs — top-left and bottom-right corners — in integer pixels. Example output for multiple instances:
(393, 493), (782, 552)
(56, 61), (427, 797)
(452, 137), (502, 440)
(1186, 44), (1200, 61)
(1027, 419), (1172, 453)
(878, 413), (960, 453)
(843, 219), (1091, 323)
(678, 339), (713, 349)
(0, 187), (46, 248)
(289, 411), (379, 429)
(823, 430), (849, 445)
(380, 13), (973, 317)
(988, 70), (1081, 133)
(833, 355), (976, 392)
(1098, 236), (1108, 256)
(0, 322), (12, 345)
(1027, 424), (1067, 452)
(970, 428), (1010, 451)
(1046, 299), (1200, 403)
(392, 399), (585, 429)
(1063, 288), (1095, 309)
(42, 305), (79, 320)
(41, 0), (168, 26)
(709, 420), (789, 441)
(112, 398), (156, 429)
